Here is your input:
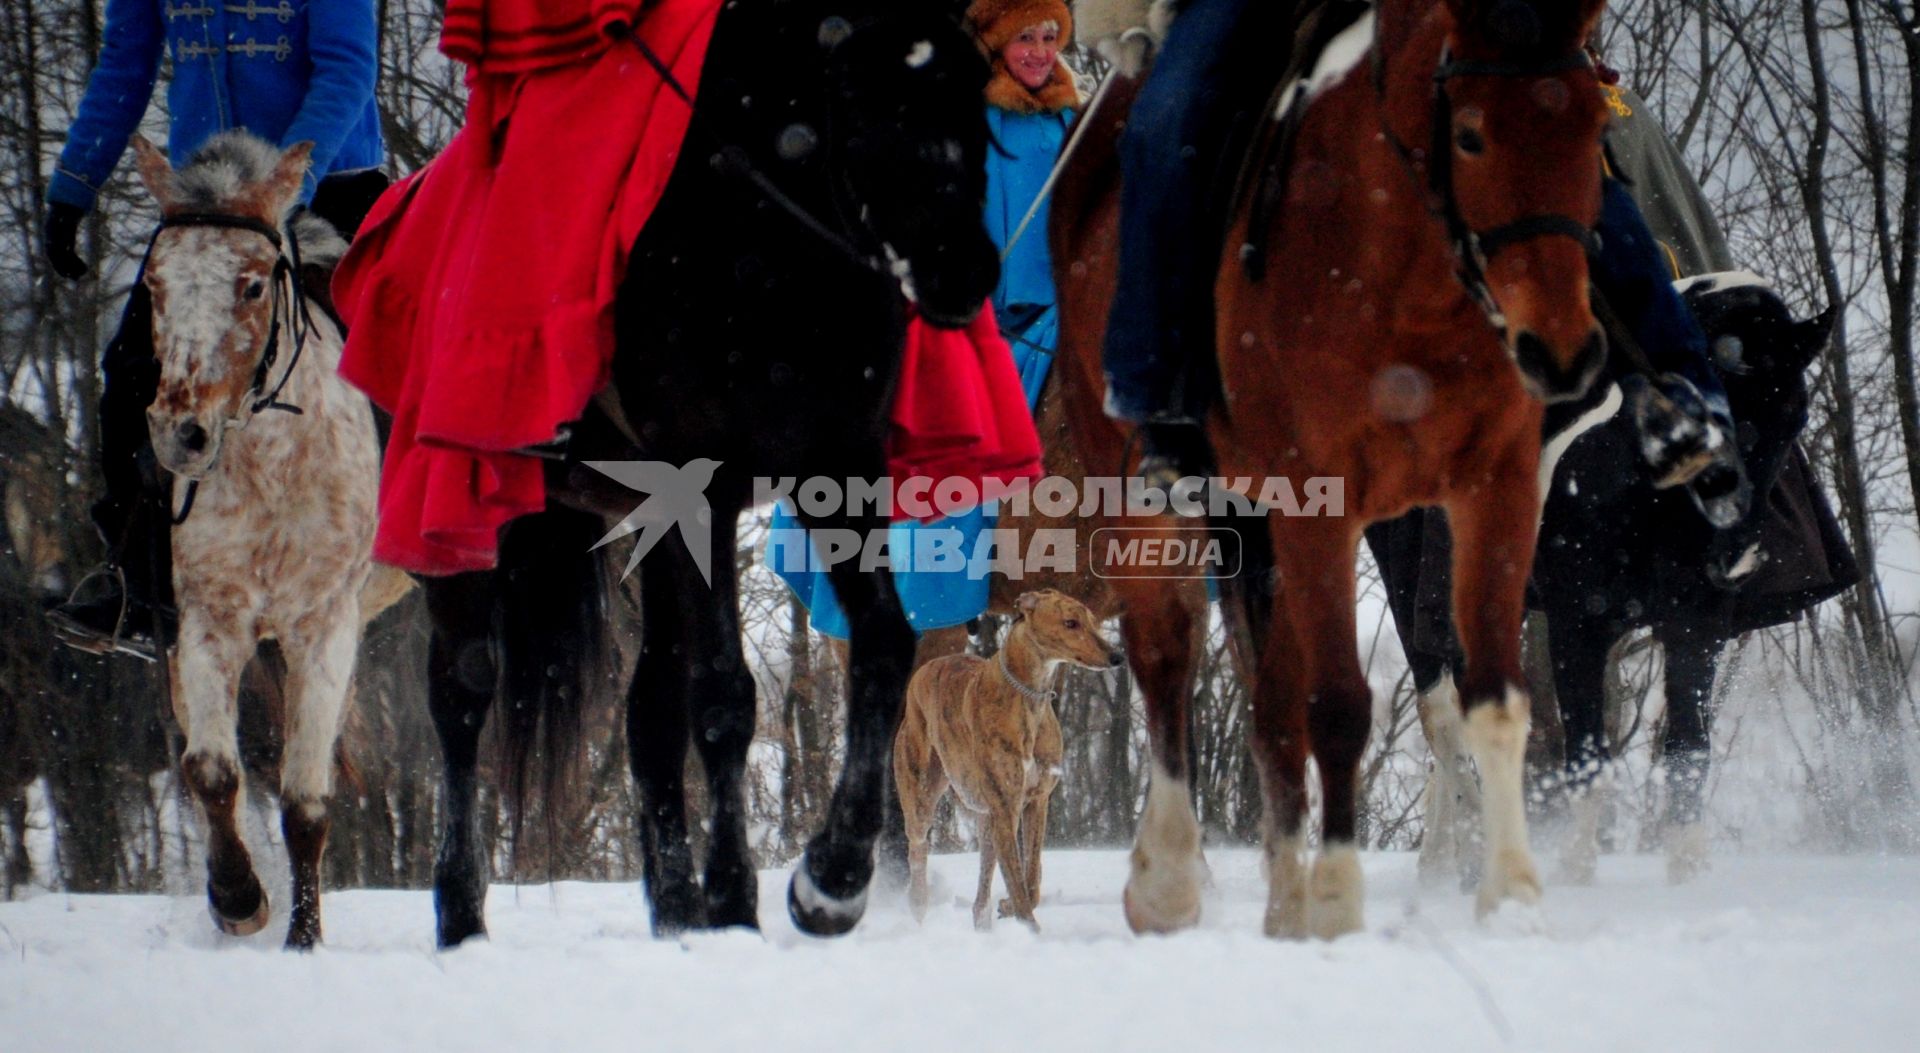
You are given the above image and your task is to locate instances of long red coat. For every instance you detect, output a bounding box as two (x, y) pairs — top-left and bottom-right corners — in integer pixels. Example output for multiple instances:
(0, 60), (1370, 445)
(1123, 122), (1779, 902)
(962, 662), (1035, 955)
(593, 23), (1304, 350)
(336, 0), (1039, 575)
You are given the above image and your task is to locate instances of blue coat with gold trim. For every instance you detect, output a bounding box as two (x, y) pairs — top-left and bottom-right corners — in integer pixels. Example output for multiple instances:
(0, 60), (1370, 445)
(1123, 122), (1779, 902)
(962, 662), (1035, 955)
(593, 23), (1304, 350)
(49, 0), (383, 209)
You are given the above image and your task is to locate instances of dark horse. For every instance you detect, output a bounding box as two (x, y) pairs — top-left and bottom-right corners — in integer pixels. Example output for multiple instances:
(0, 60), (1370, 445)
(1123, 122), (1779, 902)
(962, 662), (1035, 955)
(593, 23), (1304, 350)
(1367, 275), (1848, 885)
(423, 0), (998, 946)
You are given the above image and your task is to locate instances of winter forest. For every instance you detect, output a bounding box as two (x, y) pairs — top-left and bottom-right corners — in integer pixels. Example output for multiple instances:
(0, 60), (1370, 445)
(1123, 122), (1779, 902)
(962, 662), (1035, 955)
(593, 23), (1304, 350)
(0, 0), (1917, 907)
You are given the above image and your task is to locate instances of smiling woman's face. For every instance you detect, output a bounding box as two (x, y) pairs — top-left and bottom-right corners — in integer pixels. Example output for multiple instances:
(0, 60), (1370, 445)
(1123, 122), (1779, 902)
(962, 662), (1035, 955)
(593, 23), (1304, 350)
(999, 22), (1060, 91)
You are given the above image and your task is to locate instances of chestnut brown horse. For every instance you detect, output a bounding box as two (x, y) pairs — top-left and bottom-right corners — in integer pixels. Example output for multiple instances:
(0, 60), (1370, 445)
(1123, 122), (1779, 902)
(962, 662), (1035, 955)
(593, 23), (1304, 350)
(1040, 0), (1612, 938)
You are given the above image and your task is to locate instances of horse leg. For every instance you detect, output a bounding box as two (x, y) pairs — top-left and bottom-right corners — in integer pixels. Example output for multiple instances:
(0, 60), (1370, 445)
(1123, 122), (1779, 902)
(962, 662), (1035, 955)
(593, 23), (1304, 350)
(1448, 479), (1545, 918)
(1118, 583), (1206, 935)
(174, 608), (268, 936)
(661, 502), (760, 929)
(786, 512), (916, 936)
(424, 572), (497, 948)
(2, 788), (28, 896)
(1245, 559), (1311, 938)
(628, 544), (705, 935)
(1288, 521), (1371, 939)
(276, 601), (359, 949)
(1548, 611), (1612, 885)
(1416, 669), (1483, 891)
(1659, 628), (1720, 883)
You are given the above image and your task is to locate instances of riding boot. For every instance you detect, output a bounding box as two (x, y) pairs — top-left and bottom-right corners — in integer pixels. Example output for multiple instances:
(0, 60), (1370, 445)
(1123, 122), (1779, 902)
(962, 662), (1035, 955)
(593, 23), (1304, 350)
(48, 283), (174, 660)
(1135, 415), (1212, 513)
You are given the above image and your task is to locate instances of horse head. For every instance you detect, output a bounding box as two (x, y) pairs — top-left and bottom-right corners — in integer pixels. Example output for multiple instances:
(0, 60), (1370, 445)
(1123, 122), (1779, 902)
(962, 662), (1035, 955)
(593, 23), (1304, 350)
(1386, 0), (1611, 401)
(131, 132), (311, 480)
(1678, 275), (1834, 588)
(816, 0), (999, 327)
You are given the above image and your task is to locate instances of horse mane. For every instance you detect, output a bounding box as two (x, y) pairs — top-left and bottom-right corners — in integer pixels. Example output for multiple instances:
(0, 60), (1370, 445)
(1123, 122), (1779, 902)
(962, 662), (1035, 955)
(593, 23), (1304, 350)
(1453, 0), (1597, 55)
(170, 131), (349, 268)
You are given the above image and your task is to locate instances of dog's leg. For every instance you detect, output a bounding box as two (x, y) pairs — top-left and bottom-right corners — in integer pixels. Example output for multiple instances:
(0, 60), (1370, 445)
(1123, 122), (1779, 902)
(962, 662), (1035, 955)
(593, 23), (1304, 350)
(894, 692), (946, 921)
(971, 812), (998, 931)
(1013, 787), (1053, 915)
(987, 804), (1037, 930)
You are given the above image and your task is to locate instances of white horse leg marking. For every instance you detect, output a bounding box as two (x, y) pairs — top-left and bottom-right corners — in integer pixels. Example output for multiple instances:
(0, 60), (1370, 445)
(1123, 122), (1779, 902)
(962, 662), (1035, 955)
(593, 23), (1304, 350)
(1465, 686), (1542, 917)
(1262, 828), (1306, 938)
(1417, 671), (1482, 886)
(1558, 779), (1605, 886)
(1125, 760), (1205, 934)
(1666, 821), (1710, 885)
(1306, 842), (1364, 940)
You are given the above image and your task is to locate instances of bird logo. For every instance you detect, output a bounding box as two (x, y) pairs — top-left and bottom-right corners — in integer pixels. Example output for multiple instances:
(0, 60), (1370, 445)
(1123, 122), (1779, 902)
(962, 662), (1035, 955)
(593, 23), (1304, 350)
(584, 458), (723, 584)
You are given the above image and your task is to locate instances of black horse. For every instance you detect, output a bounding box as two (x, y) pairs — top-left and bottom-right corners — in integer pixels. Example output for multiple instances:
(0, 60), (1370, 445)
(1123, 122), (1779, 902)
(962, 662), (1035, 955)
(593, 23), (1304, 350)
(1365, 276), (1850, 882)
(422, 0), (998, 947)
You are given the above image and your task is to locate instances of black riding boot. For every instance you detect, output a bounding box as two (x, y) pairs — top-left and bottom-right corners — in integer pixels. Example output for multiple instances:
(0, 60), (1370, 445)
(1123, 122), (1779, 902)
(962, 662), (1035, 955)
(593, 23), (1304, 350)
(47, 284), (175, 660)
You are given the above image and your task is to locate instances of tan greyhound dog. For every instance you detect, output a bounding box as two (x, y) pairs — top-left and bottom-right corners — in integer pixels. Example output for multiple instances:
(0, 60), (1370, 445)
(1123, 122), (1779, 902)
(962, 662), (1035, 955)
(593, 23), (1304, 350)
(896, 589), (1122, 929)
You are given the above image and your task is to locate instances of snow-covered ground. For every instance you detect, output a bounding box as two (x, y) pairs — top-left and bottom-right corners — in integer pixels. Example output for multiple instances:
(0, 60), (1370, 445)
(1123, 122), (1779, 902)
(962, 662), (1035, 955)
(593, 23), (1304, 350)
(2, 848), (1916, 1052)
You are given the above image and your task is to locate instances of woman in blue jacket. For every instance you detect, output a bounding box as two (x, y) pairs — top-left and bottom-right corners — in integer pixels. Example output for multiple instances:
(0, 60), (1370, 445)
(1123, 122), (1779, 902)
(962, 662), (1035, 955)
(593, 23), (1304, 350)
(770, 0), (1077, 641)
(45, 0), (386, 658)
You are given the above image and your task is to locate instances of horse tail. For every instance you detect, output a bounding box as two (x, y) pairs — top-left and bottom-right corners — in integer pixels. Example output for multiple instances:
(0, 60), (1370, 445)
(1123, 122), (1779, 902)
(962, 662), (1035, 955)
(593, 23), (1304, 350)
(495, 505), (612, 822)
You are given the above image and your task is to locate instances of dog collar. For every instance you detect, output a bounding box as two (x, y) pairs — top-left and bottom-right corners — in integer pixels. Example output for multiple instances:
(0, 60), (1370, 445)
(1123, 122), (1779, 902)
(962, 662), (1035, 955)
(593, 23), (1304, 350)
(997, 648), (1057, 704)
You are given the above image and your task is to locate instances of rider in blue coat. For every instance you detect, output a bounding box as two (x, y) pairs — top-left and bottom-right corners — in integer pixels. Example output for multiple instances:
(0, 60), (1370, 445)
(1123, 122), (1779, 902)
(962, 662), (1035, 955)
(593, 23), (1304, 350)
(44, 0), (387, 658)
(770, 0), (1075, 640)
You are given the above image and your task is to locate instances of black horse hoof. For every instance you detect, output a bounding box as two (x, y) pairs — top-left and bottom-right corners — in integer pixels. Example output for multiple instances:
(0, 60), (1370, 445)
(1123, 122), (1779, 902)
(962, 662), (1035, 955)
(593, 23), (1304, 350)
(208, 880), (270, 937)
(787, 863), (868, 937)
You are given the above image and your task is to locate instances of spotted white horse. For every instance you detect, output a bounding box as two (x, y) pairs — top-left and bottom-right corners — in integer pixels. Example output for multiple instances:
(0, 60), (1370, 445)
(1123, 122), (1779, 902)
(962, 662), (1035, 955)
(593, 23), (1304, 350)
(130, 131), (403, 948)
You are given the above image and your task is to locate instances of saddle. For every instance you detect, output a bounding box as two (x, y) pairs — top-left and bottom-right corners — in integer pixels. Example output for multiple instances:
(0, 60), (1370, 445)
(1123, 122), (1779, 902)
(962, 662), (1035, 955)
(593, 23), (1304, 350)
(1233, 0), (1374, 285)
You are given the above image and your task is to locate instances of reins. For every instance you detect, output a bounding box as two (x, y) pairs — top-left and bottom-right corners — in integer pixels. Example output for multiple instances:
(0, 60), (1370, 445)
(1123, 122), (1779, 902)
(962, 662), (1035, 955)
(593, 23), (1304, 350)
(140, 209), (317, 524)
(621, 29), (888, 277)
(1373, 43), (1601, 335)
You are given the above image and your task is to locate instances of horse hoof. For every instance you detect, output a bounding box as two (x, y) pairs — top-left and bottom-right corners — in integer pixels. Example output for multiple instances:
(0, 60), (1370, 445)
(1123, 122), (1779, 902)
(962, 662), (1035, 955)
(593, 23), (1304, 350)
(787, 864), (867, 937)
(1123, 882), (1201, 935)
(209, 886), (270, 937)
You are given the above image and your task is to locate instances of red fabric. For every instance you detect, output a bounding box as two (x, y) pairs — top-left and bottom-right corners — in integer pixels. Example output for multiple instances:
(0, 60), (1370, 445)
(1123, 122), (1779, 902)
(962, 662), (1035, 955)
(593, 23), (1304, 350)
(336, 0), (721, 574)
(336, 0), (1040, 574)
(441, 0), (647, 74)
(889, 302), (1043, 513)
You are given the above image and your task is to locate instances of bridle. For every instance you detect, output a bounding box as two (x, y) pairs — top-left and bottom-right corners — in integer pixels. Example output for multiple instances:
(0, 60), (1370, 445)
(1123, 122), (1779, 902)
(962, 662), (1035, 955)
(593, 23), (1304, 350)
(138, 209), (316, 522)
(141, 210), (314, 420)
(1375, 43), (1602, 334)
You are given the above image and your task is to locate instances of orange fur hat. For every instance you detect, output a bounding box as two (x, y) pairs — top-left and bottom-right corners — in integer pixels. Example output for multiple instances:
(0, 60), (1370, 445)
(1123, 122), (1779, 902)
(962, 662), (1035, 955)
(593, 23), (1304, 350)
(965, 0), (1079, 114)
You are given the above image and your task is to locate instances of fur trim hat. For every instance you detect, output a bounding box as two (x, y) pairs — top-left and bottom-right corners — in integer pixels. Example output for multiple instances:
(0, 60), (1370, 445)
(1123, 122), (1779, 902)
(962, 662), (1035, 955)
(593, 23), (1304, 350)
(966, 0), (1079, 114)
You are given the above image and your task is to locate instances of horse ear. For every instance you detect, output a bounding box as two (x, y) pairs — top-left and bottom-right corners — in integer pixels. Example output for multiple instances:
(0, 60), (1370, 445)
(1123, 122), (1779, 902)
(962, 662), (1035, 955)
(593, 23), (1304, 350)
(1794, 304), (1839, 369)
(1574, 0), (1607, 46)
(130, 135), (176, 210)
(258, 140), (315, 220)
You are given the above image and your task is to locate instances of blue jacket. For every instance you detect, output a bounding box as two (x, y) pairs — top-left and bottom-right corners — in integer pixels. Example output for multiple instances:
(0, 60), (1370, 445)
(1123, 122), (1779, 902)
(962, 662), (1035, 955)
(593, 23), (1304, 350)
(49, 0), (384, 210)
(983, 106), (1072, 317)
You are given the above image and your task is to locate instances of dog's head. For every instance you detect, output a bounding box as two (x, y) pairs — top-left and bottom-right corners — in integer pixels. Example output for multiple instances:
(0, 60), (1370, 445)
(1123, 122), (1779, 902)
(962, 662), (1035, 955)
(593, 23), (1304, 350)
(1014, 590), (1123, 670)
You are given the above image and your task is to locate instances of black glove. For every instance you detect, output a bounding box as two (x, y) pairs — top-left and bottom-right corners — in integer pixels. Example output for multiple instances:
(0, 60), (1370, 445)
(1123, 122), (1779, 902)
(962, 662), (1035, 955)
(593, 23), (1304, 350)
(44, 202), (88, 280)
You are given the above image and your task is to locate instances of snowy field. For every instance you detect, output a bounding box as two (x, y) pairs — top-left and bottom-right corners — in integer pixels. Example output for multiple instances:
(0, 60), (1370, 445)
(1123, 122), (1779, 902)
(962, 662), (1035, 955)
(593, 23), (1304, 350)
(3, 849), (1917, 1052)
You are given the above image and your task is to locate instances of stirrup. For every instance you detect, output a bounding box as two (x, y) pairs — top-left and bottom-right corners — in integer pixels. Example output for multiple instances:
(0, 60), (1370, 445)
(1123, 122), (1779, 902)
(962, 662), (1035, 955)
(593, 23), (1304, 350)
(46, 565), (159, 662)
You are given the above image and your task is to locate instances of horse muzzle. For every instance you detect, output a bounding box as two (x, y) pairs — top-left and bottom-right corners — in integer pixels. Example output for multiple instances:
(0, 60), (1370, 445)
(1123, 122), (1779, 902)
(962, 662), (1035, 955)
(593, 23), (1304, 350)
(147, 408), (225, 480)
(1513, 326), (1605, 404)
